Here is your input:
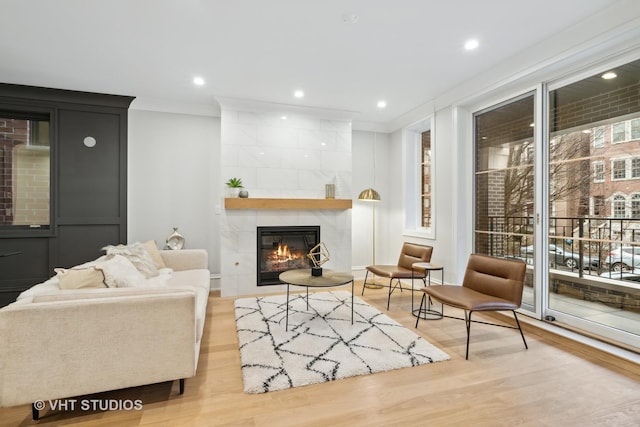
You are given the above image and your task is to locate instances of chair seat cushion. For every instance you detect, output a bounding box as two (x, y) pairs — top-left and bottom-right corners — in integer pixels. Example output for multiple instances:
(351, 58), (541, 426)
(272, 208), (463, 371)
(366, 265), (425, 279)
(423, 285), (518, 311)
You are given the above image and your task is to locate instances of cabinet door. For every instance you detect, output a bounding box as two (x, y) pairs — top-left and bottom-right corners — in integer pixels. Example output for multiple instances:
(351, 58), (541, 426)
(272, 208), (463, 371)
(0, 238), (49, 306)
(54, 108), (127, 268)
(58, 109), (123, 220)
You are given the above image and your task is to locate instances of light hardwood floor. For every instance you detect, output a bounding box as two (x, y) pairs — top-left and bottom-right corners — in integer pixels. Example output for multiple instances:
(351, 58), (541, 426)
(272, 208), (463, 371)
(2, 281), (639, 426)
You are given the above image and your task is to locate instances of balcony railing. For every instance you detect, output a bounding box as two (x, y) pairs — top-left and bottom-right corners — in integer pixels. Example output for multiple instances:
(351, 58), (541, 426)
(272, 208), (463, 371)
(481, 216), (640, 278)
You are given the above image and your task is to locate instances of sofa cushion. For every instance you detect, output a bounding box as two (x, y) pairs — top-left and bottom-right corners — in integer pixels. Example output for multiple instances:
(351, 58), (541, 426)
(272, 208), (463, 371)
(31, 287), (196, 303)
(167, 269), (210, 341)
(55, 268), (107, 290)
(103, 242), (159, 278)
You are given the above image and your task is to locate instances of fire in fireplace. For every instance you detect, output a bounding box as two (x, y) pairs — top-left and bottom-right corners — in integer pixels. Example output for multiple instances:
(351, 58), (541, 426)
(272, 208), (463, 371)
(257, 226), (320, 285)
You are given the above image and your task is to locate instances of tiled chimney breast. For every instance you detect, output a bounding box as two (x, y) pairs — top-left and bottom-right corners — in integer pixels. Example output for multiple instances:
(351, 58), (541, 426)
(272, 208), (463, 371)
(219, 107), (353, 296)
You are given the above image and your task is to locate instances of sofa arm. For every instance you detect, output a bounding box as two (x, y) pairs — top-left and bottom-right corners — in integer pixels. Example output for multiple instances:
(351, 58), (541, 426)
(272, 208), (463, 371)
(0, 290), (197, 408)
(160, 249), (208, 271)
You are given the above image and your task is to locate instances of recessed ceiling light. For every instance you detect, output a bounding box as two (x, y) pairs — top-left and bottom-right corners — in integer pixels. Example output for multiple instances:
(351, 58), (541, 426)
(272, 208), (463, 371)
(342, 13), (359, 24)
(281, 115), (287, 120)
(377, 100), (387, 109)
(529, 123), (535, 127)
(464, 39), (479, 50)
(294, 90), (304, 98)
(601, 71), (617, 80)
(193, 76), (205, 86)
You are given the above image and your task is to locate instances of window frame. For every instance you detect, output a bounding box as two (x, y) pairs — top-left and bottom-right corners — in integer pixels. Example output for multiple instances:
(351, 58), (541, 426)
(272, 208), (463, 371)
(402, 115), (435, 239)
(613, 194), (627, 218)
(593, 161), (605, 182)
(0, 103), (56, 237)
(593, 126), (605, 148)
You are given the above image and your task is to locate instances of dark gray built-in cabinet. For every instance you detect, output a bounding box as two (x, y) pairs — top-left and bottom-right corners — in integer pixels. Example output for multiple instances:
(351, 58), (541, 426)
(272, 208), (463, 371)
(0, 84), (134, 307)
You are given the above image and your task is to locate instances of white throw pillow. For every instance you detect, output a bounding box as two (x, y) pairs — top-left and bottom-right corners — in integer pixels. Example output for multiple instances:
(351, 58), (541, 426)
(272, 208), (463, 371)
(144, 240), (167, 269)
(16, 277), (61, 300)
(95, 255), (146, 288)
(102, 242), (159, 278)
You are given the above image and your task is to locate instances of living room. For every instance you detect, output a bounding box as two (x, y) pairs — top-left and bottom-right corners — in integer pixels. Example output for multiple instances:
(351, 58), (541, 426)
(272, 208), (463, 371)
(1, 1), (640, 425)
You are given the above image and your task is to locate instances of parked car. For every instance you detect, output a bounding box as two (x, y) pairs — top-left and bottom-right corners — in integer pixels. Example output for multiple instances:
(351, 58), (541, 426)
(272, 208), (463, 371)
(599, 270), (640, 283)
(604, 246), (640, 272)
(520, 244), (599, 270)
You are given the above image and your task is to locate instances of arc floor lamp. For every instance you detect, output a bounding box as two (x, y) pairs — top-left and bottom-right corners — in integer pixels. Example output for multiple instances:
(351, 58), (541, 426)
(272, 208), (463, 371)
(359, 187), (381, 289)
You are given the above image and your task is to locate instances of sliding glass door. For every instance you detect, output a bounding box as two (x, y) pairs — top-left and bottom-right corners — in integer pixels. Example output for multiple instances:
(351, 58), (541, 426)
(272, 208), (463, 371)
(546, 58), (640, 347)
(474, 94), (536, 310)
(473, 57), (640, 349)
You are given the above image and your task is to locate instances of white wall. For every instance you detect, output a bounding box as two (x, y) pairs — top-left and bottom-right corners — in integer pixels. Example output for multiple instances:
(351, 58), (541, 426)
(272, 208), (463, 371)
(127, 110), (221, 274)
(122, 2), (640, 291)
(351, 131), (391, 274)
(219, 106), (352, 297)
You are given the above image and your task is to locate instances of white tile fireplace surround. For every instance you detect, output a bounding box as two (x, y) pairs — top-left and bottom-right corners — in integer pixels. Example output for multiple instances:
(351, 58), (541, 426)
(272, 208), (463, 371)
(219, 101), (353, 297)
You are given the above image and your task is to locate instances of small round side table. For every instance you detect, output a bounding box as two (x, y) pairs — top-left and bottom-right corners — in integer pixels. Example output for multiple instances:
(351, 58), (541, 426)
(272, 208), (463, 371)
(411, 262), (444, 320)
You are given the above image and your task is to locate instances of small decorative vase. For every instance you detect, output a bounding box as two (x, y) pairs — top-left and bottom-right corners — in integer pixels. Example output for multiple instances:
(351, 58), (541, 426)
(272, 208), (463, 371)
(228, 187), (240, 197)
(238, 189), (249, 198)
(165, 227), (185, 250)
(311, 267), (323, 277)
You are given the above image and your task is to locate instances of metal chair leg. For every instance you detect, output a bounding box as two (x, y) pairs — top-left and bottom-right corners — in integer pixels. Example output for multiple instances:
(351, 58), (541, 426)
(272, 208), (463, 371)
(387, 279), (394, 309)
(513, 311), (528, 350)
(465, 310), (472, 360)
(362, 270), (370, 295)
(415, 293), (427, 328)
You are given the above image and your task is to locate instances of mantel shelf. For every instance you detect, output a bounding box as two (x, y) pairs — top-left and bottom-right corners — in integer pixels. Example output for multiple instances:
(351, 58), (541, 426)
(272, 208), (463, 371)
(224, 198), (352, 210)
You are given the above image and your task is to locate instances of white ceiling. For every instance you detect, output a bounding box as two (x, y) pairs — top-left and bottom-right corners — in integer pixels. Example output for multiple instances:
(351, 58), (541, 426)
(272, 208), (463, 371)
(0, 0), (626, 128)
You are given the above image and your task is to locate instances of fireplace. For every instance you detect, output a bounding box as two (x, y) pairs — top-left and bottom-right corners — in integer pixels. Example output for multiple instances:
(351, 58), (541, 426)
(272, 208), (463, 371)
(257, 226), (320, 286)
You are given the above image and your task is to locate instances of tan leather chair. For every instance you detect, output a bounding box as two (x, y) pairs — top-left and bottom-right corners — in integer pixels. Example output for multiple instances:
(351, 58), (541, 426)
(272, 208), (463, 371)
(362, 242), (433, 310)
(416, 253), (527, 359)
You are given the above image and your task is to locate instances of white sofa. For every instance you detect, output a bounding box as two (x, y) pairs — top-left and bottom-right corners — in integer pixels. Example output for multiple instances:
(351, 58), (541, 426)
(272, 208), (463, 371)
(0, 248), (210, 418)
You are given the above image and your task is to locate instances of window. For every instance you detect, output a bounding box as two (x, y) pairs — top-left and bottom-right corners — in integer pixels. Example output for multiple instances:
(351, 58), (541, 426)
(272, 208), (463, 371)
(403, 116), (434, 238)
(421, 130), (431, 228)
(613, 122), (626, 143)
(0, 111), (51, 227)
(612, 119), (640, 143)
(613, 159), (626, 180)
(593, 161), (605, 182)
(613, 195), (626, 218)
(632, 118), (640, 140)
(632, 194), (640, 218)
(593, 195), (605, 216)
(593, 126), (605, 148)
(633, 158), (640, 178)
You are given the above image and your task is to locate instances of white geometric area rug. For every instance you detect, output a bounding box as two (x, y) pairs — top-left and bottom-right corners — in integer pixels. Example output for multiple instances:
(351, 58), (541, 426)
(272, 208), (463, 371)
(234, 290), (449, 393)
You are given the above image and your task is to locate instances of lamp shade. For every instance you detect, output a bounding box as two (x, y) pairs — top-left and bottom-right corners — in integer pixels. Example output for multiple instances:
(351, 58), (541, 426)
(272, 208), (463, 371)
(358, 187), (381, 201)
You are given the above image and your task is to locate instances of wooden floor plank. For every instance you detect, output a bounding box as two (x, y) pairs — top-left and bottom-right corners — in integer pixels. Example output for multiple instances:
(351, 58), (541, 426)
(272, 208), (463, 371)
(1, 281), (638, 426)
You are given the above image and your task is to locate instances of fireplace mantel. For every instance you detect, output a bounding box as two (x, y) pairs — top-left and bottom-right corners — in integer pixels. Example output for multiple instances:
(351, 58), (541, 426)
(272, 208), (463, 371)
(224, 198), (352, 210)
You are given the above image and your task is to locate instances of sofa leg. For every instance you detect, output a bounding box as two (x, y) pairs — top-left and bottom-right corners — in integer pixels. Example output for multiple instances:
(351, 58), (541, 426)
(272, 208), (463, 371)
(179, 378), (185, 395)
(32, 403), (39, 421)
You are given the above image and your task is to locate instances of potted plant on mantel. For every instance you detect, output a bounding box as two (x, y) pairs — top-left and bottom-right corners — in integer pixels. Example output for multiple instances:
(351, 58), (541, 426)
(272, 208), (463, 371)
(225, 177), (245, 197)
